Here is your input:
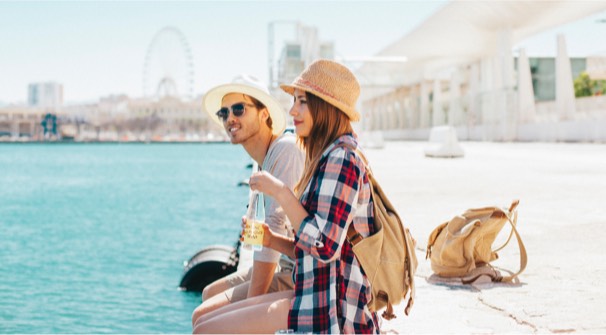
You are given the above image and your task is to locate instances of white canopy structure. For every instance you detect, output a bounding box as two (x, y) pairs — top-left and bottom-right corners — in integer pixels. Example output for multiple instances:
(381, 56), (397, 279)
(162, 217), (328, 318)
(357, 1), (606, 92)
(356, 0), (606, 142)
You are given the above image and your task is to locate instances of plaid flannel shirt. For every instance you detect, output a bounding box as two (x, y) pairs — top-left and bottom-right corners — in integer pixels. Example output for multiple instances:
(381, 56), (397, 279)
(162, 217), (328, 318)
(288, 134), (379, 334)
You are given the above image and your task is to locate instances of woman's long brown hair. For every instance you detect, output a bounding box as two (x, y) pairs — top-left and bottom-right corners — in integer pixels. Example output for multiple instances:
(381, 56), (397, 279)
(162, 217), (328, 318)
(295, 92), (353, 197)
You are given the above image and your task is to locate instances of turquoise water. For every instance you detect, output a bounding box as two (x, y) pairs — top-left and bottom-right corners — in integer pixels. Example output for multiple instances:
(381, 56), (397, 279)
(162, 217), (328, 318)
(0, 143), (251, 333)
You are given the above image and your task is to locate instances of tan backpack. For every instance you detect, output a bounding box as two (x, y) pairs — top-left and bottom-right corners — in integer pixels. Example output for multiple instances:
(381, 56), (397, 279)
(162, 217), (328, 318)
(426, 200), (527, 284)
(343, 145), (418, 320)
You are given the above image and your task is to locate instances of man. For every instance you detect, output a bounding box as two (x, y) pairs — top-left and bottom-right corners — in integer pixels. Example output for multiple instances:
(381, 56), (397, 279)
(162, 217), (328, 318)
(191, 75), (303, 326)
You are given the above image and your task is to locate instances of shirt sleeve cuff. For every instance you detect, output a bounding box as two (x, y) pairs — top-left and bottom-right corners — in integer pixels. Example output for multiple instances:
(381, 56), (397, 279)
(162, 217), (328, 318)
(253, 247), (282, 264)
(294, 215), (325, 252)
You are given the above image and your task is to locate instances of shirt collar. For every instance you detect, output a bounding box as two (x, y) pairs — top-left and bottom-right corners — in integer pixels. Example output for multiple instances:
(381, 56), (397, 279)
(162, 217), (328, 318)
(320, 133), (358, 159)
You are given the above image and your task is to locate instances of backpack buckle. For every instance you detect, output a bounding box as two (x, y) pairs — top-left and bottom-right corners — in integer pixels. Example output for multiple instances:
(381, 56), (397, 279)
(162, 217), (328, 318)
(348, 232), (363, 246)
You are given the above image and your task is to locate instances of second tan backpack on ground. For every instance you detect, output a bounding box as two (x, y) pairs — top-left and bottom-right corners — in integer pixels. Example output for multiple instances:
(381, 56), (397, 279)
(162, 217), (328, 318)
(340, 144), (418, 320)
(425, 200), (527, 284)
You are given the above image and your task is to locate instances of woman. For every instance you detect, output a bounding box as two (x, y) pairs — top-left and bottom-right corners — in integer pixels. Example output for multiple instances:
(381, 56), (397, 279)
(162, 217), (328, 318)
(193, 59), (379, 334)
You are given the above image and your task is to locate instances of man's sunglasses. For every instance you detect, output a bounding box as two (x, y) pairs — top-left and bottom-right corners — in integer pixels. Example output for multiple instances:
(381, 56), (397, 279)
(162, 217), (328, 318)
(216, 102), (255, 122)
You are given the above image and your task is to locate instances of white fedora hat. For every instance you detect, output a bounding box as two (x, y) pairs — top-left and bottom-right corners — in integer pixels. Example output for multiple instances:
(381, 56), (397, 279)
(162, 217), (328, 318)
(203, 74), (286, 135)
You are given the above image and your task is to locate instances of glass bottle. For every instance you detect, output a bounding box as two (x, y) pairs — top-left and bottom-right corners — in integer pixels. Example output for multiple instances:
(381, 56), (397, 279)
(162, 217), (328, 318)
(243, 191), (265, 251)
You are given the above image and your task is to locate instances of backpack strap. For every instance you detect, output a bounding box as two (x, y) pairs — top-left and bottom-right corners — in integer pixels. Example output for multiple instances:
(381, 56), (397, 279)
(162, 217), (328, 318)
(329, 143), (372, 248)
(341, 143), (370, 248)
(492, 200), (519, 253)
(337, 143), (372, 248)
(464, 200), (527, 284)
(497, 202), (528, 283)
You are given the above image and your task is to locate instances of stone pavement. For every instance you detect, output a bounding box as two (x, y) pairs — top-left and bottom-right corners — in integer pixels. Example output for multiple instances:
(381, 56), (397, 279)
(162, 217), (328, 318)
(363, 141), (606, 334)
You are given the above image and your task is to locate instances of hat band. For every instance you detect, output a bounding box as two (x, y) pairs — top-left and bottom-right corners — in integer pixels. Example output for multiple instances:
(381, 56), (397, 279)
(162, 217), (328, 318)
(297, 78), (348, 107)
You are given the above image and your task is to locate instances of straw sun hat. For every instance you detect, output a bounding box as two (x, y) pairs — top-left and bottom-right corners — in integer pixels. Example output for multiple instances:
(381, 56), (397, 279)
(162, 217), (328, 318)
(280, 59), (361, 121)
(203, 74), (286, 135)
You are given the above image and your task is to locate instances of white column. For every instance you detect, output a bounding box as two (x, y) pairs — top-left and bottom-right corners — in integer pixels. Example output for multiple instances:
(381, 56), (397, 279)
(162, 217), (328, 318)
(379, 97), (388, 130)
(361, 101), (371, 132)
(498, 29), (515, 89)
(468, 63), (480, 127)
(387, 96), (396, 130)
(413, 85), (421, 128)
(517, 48), (536, 123)
(395, 91), (405, 129)
(368, 101), (377, 131)
(405, 90), (413, 129)
(419, 81), (430, 128)
(448, 69), (462, 126)
(497, 29), (515, 141)
(432, 79), (444, 126)
(480, 57), (494, 122)
(556, 34), (576, 120)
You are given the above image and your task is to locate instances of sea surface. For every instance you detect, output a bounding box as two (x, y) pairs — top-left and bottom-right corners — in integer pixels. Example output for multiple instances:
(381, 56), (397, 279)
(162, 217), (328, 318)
(0, 143), (251, 333)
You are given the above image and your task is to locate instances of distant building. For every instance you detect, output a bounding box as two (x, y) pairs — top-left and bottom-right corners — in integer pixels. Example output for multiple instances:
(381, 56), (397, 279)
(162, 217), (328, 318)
(28, 82), (63, 109)
(278, 37), (335, 86)
(269, 22), (334, 114)
(0, 25), (217, 142)
(58, 94), (219, 142)
(524, 57), (587, 102)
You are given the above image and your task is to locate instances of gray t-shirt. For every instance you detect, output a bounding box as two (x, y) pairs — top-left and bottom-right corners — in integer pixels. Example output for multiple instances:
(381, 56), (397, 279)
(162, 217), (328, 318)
(254, 132), (304, 264)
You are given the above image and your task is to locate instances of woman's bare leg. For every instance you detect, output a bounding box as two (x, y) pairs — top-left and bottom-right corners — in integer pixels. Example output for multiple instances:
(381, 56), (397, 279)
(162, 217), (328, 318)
(192, 281), (250, 326)
(193, 290), (293, 334)
(194, 290), (293, 326)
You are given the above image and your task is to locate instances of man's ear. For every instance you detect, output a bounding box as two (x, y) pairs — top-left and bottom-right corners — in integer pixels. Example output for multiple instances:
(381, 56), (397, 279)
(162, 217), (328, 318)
(260, 107), (270, 122)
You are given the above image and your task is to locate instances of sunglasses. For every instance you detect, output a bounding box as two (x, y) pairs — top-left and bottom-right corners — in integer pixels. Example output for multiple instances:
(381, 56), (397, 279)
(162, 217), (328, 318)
(216, 102), (255, 122)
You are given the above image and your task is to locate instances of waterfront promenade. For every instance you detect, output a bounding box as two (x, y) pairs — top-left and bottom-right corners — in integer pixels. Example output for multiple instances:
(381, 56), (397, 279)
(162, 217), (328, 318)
(362, 140), (606, 334)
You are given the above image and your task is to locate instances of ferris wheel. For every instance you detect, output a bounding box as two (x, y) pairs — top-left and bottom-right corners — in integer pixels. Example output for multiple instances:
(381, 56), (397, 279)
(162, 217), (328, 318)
(142, 26), (195, 99)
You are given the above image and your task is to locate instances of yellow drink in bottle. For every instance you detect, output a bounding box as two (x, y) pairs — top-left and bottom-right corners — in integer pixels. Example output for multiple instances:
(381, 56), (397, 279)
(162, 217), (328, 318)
(243, 219), (264, 249)
(243, 191), (265, 251)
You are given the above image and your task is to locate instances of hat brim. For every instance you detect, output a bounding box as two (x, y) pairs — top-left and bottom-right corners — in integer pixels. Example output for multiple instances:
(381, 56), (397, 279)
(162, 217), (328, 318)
(280, 83), (360, 122)
(203, 83), (286, 135)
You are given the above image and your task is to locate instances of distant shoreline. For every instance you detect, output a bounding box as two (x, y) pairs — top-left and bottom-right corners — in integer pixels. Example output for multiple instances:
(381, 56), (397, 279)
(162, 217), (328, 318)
(0, 140), (231, 145)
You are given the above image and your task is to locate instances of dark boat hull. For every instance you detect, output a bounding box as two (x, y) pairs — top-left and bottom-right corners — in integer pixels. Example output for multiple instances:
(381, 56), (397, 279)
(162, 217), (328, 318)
(179, 245), (238, 292)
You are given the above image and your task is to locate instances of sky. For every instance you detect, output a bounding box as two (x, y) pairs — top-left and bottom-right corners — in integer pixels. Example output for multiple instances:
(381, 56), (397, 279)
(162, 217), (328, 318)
(0, 1), (445, 104)
(1, 1), (605, 105)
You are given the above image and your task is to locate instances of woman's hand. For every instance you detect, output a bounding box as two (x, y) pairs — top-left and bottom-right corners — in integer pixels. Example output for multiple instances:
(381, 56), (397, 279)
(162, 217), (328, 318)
(260, 222), (273, 248)
(250, 171), (308, 236)
(249, 171), (286, 200)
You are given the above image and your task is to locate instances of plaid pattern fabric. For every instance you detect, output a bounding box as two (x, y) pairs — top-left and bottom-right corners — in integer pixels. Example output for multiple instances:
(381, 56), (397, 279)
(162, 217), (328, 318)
(289, 134), (379, 334)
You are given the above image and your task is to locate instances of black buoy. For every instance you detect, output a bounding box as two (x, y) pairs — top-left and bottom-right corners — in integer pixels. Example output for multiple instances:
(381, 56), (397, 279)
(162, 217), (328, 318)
(179, 244), (238, 292)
